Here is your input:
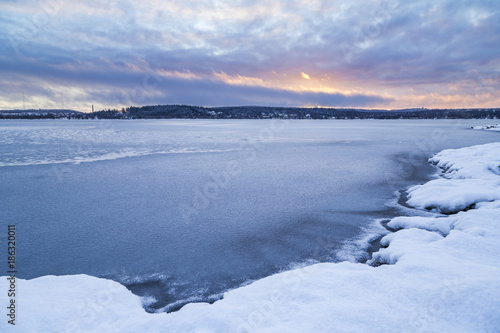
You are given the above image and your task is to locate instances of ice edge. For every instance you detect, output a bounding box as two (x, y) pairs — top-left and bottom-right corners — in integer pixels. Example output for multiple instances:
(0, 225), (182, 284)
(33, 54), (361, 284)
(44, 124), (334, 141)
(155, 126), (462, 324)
(3, 142), (500, 332)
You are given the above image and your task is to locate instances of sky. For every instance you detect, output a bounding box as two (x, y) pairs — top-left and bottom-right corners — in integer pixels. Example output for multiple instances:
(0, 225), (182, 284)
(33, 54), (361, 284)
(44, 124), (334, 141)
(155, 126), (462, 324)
(1, 0), (499, 111)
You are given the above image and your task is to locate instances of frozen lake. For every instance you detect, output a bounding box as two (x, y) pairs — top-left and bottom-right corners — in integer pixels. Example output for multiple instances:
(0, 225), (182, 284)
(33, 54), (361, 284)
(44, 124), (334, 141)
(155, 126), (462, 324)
(1, 119), (498, 312)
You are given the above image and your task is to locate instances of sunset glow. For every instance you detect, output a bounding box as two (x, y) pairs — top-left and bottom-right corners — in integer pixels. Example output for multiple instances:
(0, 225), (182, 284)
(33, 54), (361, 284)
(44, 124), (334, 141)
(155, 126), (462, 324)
(0, 1), (499, 110)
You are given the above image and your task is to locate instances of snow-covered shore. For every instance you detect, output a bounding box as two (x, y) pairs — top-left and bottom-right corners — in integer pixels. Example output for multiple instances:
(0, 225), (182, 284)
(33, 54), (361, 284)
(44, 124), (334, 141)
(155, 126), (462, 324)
(2, 142), (500, 332)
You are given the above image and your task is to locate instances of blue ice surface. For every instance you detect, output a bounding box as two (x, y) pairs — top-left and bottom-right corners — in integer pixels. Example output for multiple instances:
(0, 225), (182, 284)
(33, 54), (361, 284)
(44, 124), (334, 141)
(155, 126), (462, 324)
(0, 119), (498, 311)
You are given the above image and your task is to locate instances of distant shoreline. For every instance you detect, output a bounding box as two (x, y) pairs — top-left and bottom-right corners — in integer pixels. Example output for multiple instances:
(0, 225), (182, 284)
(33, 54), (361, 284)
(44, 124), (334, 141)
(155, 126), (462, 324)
(1, 105), (500, 120)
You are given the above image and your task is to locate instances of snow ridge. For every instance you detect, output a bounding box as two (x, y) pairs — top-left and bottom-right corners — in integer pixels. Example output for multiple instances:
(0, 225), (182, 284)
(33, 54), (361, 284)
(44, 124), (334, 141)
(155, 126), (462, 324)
(406, 142), (500, 214)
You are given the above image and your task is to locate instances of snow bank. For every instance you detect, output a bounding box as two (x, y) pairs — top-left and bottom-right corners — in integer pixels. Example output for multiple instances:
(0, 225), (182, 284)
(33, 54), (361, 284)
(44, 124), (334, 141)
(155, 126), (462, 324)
(2, 142), (500, 332)
(406, 142), (500, 213)
(387, 216), (455, 235)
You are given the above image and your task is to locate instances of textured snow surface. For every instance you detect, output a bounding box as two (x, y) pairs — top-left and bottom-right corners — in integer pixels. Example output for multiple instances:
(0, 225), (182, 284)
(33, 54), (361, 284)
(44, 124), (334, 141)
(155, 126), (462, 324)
(407, 142), (500, 213)
(2, 142), (500, 332)
(472, 124), (500, 131)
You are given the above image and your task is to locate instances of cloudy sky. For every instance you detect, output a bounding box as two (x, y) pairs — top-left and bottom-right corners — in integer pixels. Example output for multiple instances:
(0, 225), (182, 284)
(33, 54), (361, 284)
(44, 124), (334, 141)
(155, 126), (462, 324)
(1, 0), (499, 111)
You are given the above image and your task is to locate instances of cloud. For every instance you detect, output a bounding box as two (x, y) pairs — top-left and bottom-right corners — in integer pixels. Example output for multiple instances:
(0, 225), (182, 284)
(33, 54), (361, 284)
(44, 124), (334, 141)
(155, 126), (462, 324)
(0, 55), (391, 109)
(0, 0), (499, 109)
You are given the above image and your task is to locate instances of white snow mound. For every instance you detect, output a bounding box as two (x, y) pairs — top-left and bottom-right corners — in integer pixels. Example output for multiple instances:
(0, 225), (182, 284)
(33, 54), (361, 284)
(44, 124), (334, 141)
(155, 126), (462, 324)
(407, 142), (500, 213)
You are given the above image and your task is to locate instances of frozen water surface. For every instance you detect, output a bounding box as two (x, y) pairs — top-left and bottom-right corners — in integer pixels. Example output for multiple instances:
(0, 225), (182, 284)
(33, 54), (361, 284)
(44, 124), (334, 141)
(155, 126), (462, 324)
(0, 119), (498, 311)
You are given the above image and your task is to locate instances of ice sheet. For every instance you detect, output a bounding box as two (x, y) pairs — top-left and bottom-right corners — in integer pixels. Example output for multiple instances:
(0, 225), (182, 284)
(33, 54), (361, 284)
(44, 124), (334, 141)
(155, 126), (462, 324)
(3, 141), (500, 332)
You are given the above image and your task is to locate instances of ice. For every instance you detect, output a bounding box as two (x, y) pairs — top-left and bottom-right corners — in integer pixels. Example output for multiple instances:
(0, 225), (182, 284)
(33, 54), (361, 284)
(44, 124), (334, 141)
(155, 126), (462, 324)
(2, 140), (500, 332)
(0, 120), (243, 167)
(335, 218), (391, 262)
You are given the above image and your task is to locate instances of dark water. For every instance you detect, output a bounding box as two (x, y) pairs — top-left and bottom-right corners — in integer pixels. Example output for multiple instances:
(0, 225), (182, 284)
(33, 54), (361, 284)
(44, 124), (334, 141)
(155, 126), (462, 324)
(0, 119), (498, 311)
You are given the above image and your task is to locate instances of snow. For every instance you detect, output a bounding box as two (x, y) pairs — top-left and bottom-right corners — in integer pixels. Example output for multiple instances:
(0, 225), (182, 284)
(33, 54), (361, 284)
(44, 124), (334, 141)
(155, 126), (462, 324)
(472, 124), (500, 131)
(2, 142), (500, 332)
(406, 142), (500, 213)
(387, 216), (455, 235)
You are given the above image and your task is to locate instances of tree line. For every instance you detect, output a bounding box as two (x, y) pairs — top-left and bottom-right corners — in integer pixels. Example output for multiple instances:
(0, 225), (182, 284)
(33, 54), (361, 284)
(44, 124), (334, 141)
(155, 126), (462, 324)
(1, 105), (499, 120)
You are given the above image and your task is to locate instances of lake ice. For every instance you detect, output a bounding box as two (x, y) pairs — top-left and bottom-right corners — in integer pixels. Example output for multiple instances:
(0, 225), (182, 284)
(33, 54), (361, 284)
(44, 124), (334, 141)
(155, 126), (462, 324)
(0, 119), (498, 312)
